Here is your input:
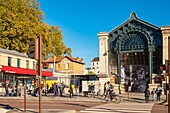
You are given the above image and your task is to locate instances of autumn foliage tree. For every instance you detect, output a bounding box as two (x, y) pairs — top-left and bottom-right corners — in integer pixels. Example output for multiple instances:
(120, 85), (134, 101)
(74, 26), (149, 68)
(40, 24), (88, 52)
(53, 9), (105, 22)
(0, 0), (70, 60)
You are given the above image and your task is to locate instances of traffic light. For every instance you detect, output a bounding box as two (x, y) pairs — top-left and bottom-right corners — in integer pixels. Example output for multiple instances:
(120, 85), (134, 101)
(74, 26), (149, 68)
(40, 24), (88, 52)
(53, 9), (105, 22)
(28, 38), (38, 59)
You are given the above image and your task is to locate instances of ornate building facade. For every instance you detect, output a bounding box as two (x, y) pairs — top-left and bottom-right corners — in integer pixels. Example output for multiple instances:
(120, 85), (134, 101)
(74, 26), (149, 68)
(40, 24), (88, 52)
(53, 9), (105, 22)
(98, 12), (170, 93)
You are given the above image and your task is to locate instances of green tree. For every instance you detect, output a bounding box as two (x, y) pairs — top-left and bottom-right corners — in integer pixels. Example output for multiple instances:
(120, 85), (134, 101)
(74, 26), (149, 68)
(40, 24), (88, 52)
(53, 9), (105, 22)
(0, 0), (43, 53)
(0, 0), (69, 59)
(86, 70), (95, 75)
(63, 47), (72, 56)
(43, 26), (65, 59)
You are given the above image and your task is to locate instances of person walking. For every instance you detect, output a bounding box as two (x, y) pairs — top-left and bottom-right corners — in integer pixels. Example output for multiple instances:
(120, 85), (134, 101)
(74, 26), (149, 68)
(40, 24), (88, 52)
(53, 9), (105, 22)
(155, 84), (162, 101)
(5, 85), (9, 96)
(46, 83), (49, 94)
(144, 87), (150, 103)
(151, 88), (156, 101)
(59, 83), (63, 97)
(90, 83), (95, 98)
(103, 82), (106, 95)
(75, 84), (79, 98)
(69, 84), (73, 98)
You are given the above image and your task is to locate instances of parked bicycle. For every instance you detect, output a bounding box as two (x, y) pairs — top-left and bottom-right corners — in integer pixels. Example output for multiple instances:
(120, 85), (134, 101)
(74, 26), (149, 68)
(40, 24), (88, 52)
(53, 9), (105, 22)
(101, 90), (121, 104)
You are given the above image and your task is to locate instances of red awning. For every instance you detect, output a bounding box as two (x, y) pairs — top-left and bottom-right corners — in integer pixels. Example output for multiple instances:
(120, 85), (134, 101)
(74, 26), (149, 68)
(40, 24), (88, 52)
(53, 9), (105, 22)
(0, 65), (53, 77)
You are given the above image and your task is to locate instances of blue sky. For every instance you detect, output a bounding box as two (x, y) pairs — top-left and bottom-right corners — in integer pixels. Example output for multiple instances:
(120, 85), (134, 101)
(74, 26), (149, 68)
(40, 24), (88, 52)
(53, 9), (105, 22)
(38, 0), (170, 67)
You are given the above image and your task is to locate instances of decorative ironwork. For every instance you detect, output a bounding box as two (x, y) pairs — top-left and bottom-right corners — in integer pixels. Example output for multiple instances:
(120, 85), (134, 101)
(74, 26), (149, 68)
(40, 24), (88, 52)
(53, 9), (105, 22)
(121, 32), (148, 51)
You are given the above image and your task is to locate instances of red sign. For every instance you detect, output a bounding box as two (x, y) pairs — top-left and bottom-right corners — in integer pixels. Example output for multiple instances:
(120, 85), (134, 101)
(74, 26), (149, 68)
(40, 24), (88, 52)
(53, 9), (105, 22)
(6, 80), (9, 84)
(32, 79), (34, 85)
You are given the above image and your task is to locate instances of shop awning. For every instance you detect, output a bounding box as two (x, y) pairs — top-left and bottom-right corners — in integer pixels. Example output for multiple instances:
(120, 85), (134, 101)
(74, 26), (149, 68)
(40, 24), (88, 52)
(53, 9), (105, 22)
(0, 65), (53, 77)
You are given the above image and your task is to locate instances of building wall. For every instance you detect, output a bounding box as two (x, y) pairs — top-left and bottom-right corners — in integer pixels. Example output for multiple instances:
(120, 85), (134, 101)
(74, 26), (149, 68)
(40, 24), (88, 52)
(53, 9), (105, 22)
(91, 61), (99, 69)
(0, 52), (36, 69)
(54, 57), (84, 75)
(161, 26), (170, 64)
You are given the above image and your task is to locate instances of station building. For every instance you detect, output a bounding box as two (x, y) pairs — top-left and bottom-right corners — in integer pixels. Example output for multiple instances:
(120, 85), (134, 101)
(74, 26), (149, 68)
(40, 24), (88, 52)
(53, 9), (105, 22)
(98, 12), (170, 93)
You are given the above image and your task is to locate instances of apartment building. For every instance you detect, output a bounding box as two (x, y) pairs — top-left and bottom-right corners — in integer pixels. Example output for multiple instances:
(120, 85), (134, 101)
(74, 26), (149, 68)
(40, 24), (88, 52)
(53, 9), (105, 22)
(0, 48), (52, 88)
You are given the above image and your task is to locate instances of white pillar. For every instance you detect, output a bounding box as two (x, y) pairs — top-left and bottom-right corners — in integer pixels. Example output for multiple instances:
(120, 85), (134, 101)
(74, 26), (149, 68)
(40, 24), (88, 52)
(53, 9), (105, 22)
(161, 26), (170, 64)
(98, 32), (109, 75)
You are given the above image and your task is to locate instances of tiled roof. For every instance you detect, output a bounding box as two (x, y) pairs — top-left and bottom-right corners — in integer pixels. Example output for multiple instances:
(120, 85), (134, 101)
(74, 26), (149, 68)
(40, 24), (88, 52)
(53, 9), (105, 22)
(91, 57), (99, 62)
(0, 48), (28, 58)
(45, 56), (84, 64)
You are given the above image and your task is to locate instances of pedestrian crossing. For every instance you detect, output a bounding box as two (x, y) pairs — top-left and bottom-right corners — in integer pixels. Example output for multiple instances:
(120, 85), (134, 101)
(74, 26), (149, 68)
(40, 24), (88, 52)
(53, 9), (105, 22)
(79, 102), (154, 113)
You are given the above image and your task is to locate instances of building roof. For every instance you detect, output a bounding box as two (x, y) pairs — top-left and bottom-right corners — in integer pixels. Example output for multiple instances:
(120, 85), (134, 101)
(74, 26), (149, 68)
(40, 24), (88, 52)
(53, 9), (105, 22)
(45, 56), (85, 64)
(91, 57), (99, 62)
(0, 48), (28, 58)
(109, 12), (160, 35)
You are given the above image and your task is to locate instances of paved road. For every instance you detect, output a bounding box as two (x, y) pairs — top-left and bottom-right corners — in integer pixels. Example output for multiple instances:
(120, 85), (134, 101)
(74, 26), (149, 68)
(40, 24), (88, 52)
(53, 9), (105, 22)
(0, 94), (168, 113)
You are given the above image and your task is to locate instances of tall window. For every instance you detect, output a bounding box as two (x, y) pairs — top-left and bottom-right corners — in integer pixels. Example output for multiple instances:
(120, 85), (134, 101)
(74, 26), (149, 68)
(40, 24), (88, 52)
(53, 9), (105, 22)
(17, 58), (21, 67)
(26, 60), (29, 68)
(65, 62), (69, 70)
(8, 57), (12, 66)
(58, 64), (60, 68)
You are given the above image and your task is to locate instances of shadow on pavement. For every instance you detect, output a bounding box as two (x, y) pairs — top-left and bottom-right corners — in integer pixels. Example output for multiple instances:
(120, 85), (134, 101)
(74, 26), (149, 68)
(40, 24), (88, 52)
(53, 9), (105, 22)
(0, 103), (14, 110)
(64, 103), (89, 108)
(123, 98), (145, 103)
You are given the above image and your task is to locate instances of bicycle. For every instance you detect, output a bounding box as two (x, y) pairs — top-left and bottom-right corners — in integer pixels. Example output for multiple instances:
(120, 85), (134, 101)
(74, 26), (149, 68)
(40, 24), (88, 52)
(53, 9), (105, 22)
(101, 90), (121, 104)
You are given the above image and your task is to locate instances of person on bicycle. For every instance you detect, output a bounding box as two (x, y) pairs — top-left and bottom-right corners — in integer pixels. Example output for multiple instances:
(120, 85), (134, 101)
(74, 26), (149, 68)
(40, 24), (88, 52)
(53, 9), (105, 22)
(105, 81), (114, 96)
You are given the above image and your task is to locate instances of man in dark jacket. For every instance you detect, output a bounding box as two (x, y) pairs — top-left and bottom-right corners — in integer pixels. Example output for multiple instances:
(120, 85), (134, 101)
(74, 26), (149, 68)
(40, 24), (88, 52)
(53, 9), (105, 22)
(144, 87), (150, 103)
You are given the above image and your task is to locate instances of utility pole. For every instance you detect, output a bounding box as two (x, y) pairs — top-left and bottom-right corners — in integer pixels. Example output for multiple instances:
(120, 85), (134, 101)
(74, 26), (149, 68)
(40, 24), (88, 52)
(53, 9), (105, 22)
(38, 35), (42, 113)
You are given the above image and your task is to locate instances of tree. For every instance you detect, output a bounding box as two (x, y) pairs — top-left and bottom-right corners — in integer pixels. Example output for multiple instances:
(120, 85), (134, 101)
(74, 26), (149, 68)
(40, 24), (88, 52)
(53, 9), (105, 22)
(63, 47), (72, 56)
(86, 70), (95, 75)
(0, 0), (44, 53)
(0, 0), (69, 59)
(42, 26), (65, 60)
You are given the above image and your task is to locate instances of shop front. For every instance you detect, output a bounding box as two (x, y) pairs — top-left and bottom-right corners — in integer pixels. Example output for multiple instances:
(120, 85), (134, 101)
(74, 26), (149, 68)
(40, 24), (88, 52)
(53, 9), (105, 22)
(0, 65), (53, 95)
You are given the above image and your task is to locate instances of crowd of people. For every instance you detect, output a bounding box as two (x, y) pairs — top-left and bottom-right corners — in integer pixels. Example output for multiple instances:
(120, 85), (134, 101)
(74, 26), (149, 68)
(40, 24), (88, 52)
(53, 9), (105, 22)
(4, 81), (164, 103)
(5, 84), (23, 97)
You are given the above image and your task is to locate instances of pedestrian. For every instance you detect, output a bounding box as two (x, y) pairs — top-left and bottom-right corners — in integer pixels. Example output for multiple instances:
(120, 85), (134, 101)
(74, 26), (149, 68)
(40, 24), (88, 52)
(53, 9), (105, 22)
(5, 85), (9, 96)
(155, 84), (162, 101)
(54, 84), (59, 98)
(11, 84), (15, 96)
(46, 83), (49, 93)
(97, 82), (101, 96)
(151, 88), (156, 101)
(15, 85), (18, 96)
(90, 83), (95, 98)
(144, 87), (150, 103)
(59, 83), (63, 97)
(103, 82), (106, 95)
(69, 84), (73, 98)
(75, 84), (79, 98)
